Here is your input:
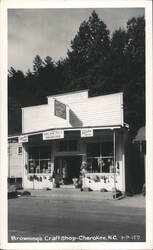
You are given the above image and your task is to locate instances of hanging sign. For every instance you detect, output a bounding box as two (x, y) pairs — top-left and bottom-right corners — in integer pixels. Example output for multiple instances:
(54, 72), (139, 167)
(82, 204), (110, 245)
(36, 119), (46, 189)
(43, 130), (64, 140)
(18, 135), (28, 143)
(81, 128), (93, 137)
(54, 99), (66, 119)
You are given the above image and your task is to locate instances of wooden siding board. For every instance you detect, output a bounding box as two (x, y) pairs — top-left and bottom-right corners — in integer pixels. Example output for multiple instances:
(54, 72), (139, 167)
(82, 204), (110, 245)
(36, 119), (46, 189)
(9, 142), (23, 177)
(47, 90), (88, 105)
(69, 93), (123, 127)
(22, 105), (70, 133)
(22, 92), (123, 133)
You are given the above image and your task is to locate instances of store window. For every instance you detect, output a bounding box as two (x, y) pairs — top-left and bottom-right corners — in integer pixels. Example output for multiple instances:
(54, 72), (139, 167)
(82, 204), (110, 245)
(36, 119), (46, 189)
(17, 146), (22, 155)
(59, 140), (78, 151)
(28, 146), (51, 174)
(87, 143), (100, 157)
(86, 142), (114, 173)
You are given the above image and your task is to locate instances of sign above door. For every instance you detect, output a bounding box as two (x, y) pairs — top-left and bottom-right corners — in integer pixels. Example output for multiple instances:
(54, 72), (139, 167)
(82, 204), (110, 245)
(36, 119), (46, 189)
(43, 130), (64, 140)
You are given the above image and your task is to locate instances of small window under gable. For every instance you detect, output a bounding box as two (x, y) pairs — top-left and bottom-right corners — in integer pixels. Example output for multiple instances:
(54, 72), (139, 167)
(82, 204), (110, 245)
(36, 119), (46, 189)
(17, 146), (22, 155)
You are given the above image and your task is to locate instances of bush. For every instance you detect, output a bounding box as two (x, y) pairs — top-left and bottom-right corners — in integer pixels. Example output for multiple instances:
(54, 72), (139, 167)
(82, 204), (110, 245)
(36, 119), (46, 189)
(100, 188), (108, 192)
(8, 191), (18, 199)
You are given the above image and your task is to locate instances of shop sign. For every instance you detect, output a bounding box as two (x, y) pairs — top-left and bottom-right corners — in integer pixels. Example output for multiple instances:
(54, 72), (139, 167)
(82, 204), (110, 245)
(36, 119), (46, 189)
(81, 128), (93, 137)
(43, 130), (64, 140)
(18, 135), (28, 143)
(54, 99), (66, 119)
(8, 138), (18, 143)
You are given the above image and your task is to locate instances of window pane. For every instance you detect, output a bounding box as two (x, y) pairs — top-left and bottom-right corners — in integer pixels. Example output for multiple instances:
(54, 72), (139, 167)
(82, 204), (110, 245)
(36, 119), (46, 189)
(39, 147), (50, 159)
(101, 142), (113, 156)
(40, 160), (48, 173)
(28, 160), (35, 173)
(87, 143), (100, 157)
(28, 146), (51, 174)
(29, 147), (39, 159)
(102, 158), (111, 172)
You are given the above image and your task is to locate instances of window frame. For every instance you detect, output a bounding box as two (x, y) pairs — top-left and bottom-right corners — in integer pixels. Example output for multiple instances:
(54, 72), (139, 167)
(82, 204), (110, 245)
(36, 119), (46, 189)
(27, 145), (52, 174)
(86, 141), (114, 174)
(17, 146), (22, 155)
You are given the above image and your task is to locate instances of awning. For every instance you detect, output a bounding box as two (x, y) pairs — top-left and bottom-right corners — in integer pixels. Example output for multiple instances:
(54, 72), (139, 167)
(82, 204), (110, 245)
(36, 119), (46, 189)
(133, 126), (145, 142)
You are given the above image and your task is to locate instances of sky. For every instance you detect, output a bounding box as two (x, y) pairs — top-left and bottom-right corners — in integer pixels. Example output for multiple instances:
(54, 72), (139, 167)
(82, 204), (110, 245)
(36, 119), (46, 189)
(8, 8), (144, 72)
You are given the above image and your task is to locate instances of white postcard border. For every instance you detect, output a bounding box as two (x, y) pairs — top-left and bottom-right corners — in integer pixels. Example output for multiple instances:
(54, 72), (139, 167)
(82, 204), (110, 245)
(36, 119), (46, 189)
(0, 0), (152, 249)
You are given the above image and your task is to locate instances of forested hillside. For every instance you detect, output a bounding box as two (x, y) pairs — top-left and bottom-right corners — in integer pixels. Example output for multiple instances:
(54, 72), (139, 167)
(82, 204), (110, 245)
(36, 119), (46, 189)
(8, 11), (145, 138)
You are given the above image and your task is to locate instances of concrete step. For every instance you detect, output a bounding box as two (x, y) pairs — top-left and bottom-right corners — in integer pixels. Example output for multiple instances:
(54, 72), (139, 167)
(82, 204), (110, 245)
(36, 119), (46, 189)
(60, 185), (75, 189)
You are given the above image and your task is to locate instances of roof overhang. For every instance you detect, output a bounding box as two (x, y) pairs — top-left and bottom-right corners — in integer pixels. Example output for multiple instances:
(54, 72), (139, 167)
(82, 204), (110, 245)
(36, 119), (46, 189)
(8, 124), (128, 140)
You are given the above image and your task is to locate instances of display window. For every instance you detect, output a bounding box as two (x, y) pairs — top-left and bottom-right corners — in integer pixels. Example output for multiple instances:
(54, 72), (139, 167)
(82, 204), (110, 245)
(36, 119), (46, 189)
(86, 142), (115, 173)
(17, 146), (22, 155)
(28, 146), (51, 174)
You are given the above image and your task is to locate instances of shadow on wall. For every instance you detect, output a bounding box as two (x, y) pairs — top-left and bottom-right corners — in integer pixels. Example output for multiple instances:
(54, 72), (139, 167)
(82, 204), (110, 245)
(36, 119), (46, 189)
(69, 109), (83, 127)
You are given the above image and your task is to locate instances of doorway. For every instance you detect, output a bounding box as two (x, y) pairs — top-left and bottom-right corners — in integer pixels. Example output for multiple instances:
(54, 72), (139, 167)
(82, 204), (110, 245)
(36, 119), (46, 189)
(54, 156), (82, 185)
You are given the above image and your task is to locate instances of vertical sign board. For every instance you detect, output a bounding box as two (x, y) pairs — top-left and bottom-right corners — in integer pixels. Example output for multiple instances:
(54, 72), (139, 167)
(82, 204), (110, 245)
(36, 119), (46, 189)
(18, 135), (28, 143)
(81, 128), (93, 137)
(43, 130), (64, 140)
(54, 100), (66, 119)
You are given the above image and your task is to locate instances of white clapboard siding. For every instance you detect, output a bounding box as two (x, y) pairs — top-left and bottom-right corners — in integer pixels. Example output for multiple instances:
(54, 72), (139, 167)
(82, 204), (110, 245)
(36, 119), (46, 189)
(22, 103), (70, 133)
(47, 89), (88, 105)
(8, 142), (23, 177)
(22, 91), (123, 133)
(69, 92), (123, 127)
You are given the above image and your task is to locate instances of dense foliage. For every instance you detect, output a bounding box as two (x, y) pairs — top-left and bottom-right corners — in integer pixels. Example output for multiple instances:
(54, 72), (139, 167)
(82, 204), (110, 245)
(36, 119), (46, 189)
(8, 11), (145, 138)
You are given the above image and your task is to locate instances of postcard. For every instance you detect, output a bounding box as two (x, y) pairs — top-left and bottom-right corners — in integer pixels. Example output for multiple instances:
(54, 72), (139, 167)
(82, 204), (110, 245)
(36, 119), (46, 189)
(0, 0), (152, 249)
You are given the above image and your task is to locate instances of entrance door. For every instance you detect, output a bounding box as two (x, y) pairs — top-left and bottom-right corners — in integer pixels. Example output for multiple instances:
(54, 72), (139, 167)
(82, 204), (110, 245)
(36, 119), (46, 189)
(54, 156), (81, 185)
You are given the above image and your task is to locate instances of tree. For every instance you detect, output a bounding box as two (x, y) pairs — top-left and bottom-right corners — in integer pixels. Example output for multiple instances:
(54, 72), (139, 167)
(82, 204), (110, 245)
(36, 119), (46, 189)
(33, 55), (44, 74)
(44, 56), (54, 68)
(66, 11), (111, 91)
(109, 28), (128, 91)
(8, 96), (22, 134)
(123, 16), (145, 137)
(104, 17), (145, 137)
(8, 68), (25, 103)
(8, 13), (145, 138)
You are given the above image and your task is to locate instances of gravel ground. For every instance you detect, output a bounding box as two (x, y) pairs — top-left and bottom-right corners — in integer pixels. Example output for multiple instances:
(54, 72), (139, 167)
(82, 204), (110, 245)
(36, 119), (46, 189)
(8, 189), (145, 243)
(23, 188), (146, 208)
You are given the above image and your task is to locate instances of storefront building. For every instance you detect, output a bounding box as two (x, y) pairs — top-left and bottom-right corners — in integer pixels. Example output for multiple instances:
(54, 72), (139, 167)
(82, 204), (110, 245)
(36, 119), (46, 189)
(8, 90), (128, 192)
(8, 137), (23, 187)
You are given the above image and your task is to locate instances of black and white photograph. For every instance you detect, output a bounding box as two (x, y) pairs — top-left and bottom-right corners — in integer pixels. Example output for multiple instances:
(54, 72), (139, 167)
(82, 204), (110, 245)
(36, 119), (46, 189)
(0, 0), (153, 249)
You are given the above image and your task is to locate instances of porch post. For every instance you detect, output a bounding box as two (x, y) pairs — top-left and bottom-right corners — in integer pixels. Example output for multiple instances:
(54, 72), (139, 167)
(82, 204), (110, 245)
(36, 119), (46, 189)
(122, 129), (127, 193)
(22, 143), (27, 189)
(8, 142), (11, 178)
(51, 144), (54, 175)
(113, 129), (116, 191)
